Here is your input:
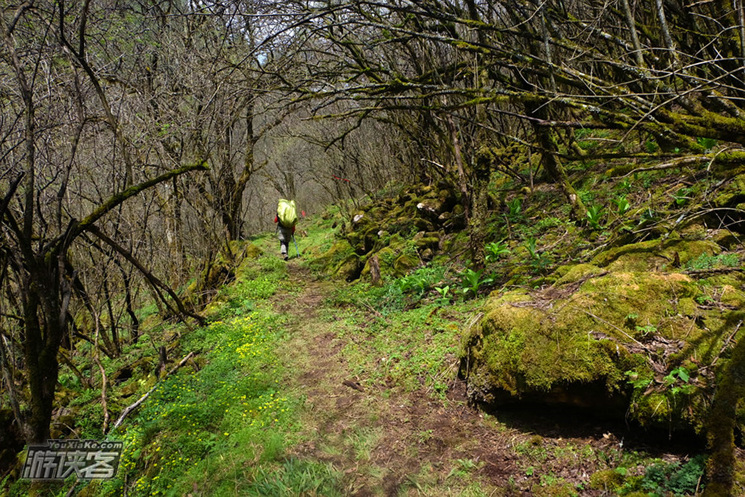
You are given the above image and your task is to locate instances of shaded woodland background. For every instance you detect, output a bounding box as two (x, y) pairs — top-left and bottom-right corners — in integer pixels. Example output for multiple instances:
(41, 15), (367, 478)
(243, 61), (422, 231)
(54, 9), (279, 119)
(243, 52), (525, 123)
(2, 0), (745, 494)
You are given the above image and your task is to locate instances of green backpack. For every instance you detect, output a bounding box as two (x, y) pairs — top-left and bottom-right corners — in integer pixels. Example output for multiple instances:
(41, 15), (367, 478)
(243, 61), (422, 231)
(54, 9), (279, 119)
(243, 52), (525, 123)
(277, 199), (298, 228)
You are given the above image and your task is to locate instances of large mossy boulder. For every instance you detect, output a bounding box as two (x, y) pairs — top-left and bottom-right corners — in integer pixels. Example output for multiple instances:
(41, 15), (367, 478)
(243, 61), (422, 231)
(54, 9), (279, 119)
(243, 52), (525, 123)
(314, 239), (363, 281)
(462, 238), (745, 433)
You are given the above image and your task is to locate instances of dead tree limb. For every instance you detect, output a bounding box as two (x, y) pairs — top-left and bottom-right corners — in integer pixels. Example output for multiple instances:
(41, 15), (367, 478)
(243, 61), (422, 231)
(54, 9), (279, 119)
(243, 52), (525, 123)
(111, 351), (195, 431)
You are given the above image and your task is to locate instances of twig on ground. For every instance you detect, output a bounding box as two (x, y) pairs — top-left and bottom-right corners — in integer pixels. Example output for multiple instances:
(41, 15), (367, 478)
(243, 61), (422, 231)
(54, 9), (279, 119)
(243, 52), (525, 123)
(112, 351), (195, 431)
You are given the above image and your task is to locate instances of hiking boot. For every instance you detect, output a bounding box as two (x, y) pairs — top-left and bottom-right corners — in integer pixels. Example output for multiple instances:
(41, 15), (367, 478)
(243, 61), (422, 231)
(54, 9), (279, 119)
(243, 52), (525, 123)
(284, 255), (289, 261)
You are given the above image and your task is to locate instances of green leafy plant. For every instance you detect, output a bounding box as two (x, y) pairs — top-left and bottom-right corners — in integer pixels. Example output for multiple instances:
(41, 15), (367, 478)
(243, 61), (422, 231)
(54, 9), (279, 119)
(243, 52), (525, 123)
(460, 268), (494, 296)
(635, 323), (657, 337)
(625, 370), (653, 391)
(434, 285), (451, 298)
(664, 366), (695, 396)
(672, 186), (694, 206)
(586, 204), (604, 229)
(639, 455), (706, 495)
(613, 196), (631, 215)
(524, 237), (552, 272)
(485, 240), (511, 263)
(640, 207), (656, 224)
(645, 139), (659, 153)
(447, 458), (483, 479)
(617, 178), (633, 194)
(398, 273), (431, 295)
(695, 294), (715, 305)
(525, 237), (539, 260)
(507, 198), (522, 220)
(696, 136), (717, 151)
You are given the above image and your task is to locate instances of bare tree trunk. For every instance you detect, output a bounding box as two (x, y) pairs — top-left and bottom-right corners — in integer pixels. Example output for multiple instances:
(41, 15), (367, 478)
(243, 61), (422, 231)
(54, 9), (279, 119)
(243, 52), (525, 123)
(654, 0), (678, 65)
(621, 0), (645, 67)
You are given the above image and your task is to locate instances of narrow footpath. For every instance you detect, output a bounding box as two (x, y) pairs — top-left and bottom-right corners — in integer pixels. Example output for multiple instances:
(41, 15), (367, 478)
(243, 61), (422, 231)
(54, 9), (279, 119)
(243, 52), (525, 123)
(268, 262), (640, 496)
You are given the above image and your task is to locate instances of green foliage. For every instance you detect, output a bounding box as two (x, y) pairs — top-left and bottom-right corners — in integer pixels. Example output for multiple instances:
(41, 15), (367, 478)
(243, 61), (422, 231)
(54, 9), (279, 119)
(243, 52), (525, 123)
(461, 268), (494, 296)
(634, 323), (657, 337)
(435, 285), (451, 299)
(577, 188), (595, 205)
(672, 186), (694, 206)
(507, 198), (522, 220)
(695, 294), (715, 305)
(333, 296), (473, 397)
(617, 178), (633, 194)
(696, 136), (717, 151)
(664, 366), (695, 396)
(97, 302), (300, 496)
(534, 216), (563, 231)
(624, 370), (653, 391)
(524, 237), (552, 272)
(447, 458), (485, 482)
(397, 265), (446, 296)
(685, 252), (740, 270)
(398, 273), (431, 294)
(638, 455), (706, 496)
(525, 237), (539, 260)
(640, 207), (656, 223)
(613, 196), (631, 215)
(485, 240), (511, 263)
(586, 204), (604, 229)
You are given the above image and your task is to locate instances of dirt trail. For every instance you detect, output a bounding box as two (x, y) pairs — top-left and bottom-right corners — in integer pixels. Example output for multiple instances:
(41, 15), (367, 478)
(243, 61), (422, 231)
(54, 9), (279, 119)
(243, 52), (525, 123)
(272, 262), (691, 496)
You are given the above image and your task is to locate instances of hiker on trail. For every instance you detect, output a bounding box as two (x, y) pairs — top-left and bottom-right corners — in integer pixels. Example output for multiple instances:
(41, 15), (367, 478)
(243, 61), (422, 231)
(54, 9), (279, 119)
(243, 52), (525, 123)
(274, 199), (303, 260)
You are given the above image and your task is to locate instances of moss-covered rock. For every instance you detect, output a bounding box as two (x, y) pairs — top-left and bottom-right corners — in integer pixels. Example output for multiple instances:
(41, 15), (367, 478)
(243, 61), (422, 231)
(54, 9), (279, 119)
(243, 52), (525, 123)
(244, 243), (263, 259)
(461, 240), (745, 433)
(590, 237), (721, 271)
(394, 252), (420, 274)
(335, 254), (363, 281)
(314, 240), (357, 274)
(360, 246), (399, 279)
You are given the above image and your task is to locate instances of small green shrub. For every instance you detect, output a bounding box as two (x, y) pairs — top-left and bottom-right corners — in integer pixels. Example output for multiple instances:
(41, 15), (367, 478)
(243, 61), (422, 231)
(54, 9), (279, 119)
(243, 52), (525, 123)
(507, 198), (522, 221)
(485, 240), (511, 262)
(639, 455), (706, 496)
(672, 186), (694, 206)
(460, 268), (494, 297)
(586, 205), (604, 229)
(613, 196), (631, 215)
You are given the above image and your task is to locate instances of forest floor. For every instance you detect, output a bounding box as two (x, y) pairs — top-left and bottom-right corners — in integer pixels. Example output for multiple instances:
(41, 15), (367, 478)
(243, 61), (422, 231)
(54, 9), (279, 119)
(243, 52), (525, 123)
(265, 257), (705, 497)
(6, 217), (715, 497)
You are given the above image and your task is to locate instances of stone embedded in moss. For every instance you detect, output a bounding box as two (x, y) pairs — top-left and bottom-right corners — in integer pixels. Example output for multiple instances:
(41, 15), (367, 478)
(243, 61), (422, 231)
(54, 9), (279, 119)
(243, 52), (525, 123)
(413, 231), (441, 250)
(244, 243), (263, 259)
(588, 469), (624, 491)
(460, 262), (745, 432)
(360, 246), (398, 279)
(335, 254), (362, 281)
(315, 240), (356, 273)
(393, 252), (420, 274)
(680, 223), (707, 241)
(711, 229), (741, 249)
